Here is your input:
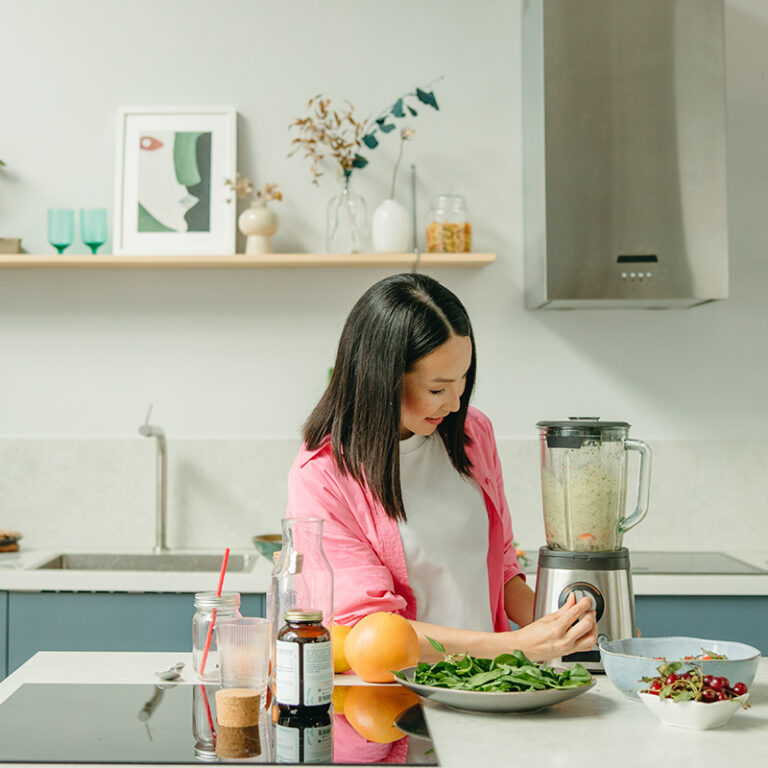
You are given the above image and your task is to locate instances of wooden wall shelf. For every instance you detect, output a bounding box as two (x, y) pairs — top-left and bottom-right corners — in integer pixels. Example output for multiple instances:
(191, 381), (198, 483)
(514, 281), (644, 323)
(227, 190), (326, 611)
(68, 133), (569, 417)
(0, 252), (496, 269)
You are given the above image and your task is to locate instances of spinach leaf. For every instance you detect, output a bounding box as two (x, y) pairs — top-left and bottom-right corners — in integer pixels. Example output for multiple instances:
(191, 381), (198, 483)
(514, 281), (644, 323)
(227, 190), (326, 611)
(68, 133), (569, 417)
(408, 638), (594, 693)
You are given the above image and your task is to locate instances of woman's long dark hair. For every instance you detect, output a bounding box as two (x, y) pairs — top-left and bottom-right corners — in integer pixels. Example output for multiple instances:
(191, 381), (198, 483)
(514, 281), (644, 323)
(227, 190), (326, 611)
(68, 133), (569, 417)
(303, 273), (476, 521)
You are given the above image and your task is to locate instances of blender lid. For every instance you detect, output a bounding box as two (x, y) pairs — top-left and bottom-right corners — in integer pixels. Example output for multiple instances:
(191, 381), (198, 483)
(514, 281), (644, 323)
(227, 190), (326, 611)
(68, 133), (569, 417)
(537, 417), (630, 430)
(537, 417), (630, 448)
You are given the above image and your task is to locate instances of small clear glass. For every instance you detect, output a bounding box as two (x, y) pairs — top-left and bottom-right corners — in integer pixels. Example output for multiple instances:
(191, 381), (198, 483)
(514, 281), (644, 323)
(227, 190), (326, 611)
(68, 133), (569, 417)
(47, 208), (75, 254)
(192, 591), (242, 681)
(80, 208), (108, 253)
(216, 616), (272, 692)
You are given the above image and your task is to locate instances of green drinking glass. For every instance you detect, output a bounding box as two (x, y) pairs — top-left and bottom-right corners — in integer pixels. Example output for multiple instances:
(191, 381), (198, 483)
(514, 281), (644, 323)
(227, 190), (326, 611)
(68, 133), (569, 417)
(47, 208), (74, 254)
(80, 208), (108, 254)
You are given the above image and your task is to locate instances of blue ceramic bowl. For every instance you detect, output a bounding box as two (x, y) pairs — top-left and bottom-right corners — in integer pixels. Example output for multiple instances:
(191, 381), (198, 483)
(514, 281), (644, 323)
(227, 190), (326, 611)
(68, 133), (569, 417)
(600, 637), (761, 701)
(251, 534), (282, 561)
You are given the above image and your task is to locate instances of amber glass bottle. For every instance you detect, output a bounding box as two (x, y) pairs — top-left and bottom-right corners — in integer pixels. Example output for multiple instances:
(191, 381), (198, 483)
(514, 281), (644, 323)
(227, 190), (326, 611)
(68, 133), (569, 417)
(275, 609), (333, 714)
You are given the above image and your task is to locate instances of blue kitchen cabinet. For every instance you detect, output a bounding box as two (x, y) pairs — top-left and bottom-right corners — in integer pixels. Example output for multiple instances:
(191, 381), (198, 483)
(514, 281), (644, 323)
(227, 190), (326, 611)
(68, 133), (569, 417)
(636, 596), (768, 654)
(5, 592), (265, 677)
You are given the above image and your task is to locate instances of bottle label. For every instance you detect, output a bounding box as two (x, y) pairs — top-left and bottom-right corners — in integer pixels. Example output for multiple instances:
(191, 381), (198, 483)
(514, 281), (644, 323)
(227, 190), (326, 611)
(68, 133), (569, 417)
(275, 640), (300, 706)
(274, 723), (332, 764)
(302, 641), (333, 706)
(303, 723), (333, 763)
(274, 723), (299, 763)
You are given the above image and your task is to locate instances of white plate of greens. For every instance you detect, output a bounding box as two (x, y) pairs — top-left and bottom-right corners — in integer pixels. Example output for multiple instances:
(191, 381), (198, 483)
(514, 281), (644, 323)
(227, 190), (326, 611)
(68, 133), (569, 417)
(393, 643), (596, 714)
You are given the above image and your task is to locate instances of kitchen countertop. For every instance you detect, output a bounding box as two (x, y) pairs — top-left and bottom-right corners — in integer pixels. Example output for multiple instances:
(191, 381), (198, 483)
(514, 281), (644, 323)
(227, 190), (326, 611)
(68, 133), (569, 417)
(0, 548), (767, 596)
(0, 651), (765, 767)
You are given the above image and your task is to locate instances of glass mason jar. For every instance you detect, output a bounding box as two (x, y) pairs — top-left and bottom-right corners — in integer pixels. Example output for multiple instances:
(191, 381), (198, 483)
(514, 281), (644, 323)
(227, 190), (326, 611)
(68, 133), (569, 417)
(192, 591), (242, 681)
(268, 519), (334, 697)
(326, 175), (368, 254)
(425, 193), (472, 252)
(192, 684), (219, 762)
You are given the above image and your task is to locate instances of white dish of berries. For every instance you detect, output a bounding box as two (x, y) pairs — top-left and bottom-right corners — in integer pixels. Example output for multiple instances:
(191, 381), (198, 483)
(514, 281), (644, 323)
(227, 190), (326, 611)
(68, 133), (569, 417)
(638, 661), (751, 730)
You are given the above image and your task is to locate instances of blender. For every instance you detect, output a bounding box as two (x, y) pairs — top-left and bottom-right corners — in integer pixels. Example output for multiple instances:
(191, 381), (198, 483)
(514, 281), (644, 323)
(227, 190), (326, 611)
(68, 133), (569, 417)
(533, 418), (652, 672)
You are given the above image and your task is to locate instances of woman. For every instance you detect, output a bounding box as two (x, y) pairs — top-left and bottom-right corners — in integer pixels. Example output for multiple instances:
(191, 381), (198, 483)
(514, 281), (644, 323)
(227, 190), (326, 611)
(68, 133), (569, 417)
(286, 273), (596, 662)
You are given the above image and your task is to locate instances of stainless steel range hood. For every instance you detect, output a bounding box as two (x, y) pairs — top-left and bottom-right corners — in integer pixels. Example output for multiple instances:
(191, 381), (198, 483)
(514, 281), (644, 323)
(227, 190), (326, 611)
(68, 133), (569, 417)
(522, 0), (729, 309)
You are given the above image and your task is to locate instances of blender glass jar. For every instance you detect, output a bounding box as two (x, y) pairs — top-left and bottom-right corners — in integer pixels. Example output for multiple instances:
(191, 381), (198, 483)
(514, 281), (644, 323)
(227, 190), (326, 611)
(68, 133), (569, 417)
(537, 418), (651, 552)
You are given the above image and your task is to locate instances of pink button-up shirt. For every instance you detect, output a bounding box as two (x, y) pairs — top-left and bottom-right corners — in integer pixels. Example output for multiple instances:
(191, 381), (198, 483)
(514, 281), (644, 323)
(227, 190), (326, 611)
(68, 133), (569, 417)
(286, 407), (523, 631)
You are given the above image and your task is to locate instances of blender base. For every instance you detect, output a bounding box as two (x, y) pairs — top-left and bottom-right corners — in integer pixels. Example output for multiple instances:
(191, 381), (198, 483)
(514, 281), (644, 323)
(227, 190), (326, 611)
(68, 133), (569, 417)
(533, 546), (636, 673)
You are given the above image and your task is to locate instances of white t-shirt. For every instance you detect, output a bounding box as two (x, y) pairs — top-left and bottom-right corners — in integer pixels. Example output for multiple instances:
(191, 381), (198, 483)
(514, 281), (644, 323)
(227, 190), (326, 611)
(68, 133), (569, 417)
(397, 433), (494, 631)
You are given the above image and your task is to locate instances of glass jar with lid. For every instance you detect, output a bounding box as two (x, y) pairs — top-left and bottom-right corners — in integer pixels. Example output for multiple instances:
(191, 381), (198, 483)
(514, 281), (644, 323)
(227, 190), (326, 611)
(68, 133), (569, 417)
(192, 591), (242, 681)
(426, 193), (471, 252)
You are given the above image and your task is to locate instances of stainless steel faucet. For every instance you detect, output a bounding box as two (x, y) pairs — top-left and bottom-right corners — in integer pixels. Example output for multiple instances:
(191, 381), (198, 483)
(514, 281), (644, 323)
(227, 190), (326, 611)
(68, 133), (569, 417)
(139, 405), (168, 554)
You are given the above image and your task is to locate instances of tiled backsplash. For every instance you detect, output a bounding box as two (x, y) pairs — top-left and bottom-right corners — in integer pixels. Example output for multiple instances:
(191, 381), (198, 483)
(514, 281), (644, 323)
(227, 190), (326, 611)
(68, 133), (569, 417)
(1, 438), (765, 553)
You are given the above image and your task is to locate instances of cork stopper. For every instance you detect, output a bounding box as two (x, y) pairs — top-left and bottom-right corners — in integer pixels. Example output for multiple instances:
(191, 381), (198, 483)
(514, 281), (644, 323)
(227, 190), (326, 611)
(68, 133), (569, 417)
(215, 724), (261, 759)
(214, 688), (261, 727)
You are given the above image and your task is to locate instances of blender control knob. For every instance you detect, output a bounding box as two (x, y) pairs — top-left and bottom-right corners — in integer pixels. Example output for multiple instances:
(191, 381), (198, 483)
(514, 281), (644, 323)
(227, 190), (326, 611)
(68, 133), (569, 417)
(558, 582), (605, 622)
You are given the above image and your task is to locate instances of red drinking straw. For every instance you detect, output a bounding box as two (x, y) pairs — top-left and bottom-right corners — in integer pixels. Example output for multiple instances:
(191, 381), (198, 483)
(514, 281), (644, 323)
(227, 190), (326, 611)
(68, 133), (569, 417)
(199, 683), (216, 739)
(199, 547), (231, 676)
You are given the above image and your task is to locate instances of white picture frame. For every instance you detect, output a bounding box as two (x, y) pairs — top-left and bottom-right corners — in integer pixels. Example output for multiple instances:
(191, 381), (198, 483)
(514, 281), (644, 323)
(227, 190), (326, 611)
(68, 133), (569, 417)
(113, 106), (237, 255)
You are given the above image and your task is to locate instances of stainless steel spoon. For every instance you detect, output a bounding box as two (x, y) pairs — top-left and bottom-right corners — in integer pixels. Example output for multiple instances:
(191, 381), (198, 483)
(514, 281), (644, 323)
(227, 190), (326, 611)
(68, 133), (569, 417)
(155, 661), (185, 681)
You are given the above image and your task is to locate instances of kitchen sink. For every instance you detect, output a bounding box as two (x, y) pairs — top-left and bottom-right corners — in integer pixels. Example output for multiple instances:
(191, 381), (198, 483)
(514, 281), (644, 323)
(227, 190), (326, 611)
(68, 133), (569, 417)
(34, 553), (256, 572)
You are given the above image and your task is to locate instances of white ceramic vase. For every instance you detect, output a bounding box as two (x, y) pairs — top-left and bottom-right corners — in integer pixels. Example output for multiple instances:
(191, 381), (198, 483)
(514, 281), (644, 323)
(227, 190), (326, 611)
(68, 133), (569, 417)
(238, 200), (278, 255)
(371, 199), (411, 253)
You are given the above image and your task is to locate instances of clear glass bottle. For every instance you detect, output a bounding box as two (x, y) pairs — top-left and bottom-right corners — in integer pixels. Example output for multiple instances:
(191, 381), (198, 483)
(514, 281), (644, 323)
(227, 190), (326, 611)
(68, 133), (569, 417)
(326, 175), (369, 254)
(426, 193), (472, 252)
(192, 591), (242, 681)
(268, 518), (334, 699)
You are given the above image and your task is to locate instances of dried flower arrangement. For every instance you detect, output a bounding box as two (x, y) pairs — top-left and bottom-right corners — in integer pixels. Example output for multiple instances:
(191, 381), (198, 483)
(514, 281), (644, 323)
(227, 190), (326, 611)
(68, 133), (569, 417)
(224, 174), (283, 205)
(289, 81), (440, 185)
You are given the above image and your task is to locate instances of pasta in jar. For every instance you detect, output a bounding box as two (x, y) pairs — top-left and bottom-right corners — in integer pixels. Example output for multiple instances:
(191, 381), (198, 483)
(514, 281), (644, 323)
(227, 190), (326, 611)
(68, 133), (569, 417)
(426, 194), (471, 253)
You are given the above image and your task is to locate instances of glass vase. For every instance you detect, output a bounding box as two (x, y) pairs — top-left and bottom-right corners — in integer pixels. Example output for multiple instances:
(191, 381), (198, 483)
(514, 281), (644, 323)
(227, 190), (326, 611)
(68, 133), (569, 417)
(326, 176), (368, 254)
(267, 518), (334, 692)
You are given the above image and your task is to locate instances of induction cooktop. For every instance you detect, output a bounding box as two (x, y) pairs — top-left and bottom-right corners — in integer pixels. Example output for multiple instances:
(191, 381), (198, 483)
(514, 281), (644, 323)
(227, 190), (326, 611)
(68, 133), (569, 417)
(628, 551), (764, 574)
(522, 551), (765, 575)
(0, 684), (438, 765)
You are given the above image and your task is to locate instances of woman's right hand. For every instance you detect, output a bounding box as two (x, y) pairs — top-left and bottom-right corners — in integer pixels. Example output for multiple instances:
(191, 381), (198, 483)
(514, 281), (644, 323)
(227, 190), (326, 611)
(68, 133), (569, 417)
(508, 593), (598, 661)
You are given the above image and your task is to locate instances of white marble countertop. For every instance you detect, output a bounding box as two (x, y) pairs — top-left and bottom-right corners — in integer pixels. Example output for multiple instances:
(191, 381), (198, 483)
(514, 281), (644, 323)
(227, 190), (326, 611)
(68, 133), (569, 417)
(0, 548), (767, 596)
(0, 651), (765, 767)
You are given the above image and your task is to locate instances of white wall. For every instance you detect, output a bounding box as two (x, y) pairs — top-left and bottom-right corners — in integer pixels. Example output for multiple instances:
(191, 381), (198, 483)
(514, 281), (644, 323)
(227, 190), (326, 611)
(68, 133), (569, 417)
(1, 1), (767, 550)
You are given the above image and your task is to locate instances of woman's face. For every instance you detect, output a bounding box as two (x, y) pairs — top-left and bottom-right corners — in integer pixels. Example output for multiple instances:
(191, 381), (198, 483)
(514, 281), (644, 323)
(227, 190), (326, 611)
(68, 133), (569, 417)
(400, 335), (472, 439)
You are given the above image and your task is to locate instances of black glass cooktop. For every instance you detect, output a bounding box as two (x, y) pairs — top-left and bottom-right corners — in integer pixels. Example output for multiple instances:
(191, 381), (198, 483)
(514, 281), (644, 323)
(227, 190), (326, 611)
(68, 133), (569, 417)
(522, 551), (765, 575)
(0, 684), (437, 765)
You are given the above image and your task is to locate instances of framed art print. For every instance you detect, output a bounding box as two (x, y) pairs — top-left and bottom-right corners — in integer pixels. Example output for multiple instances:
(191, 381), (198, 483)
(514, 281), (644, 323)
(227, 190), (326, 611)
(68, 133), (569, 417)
(113, 107), (236, 255)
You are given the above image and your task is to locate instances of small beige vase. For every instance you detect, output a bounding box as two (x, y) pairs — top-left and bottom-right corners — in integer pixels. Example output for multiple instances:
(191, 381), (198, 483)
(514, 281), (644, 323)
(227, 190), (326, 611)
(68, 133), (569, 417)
(238, 200), (278, 255)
